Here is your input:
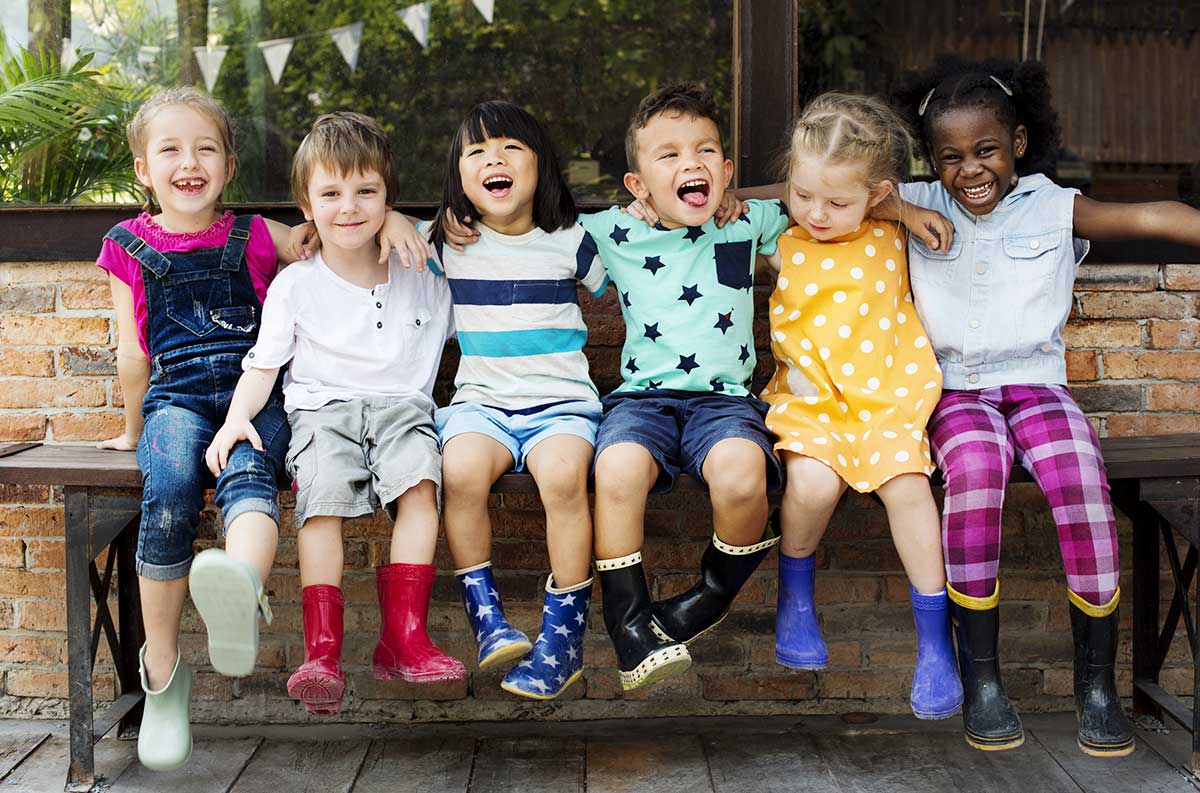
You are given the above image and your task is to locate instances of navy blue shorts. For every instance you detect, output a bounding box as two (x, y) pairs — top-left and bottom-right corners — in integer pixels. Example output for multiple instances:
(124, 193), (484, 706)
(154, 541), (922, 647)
(594, 389), (782, 494)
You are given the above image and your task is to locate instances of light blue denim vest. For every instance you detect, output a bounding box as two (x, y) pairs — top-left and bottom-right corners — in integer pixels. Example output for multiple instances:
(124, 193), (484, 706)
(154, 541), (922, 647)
(899, 174), (1088, 390)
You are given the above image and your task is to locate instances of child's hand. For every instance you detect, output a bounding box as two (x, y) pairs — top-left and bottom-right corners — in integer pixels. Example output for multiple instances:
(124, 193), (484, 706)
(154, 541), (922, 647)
(97, 434), (138, 452)
(379, 211), (431, 270)
(205, 418), (262, 476)
(442, 211), (480, 252)
(904, 206), (955, 251)
(621, 198), (659, 226)
(285, 222), (319, 262)
(714, 192), (748, 227)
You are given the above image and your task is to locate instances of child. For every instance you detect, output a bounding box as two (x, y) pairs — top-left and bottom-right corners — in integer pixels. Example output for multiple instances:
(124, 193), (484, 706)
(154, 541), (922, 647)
(425, 100), (607, 700)
(894, 56), (1200, 755)
(755, 93), (962, 721)
(207, 111), (463, 718)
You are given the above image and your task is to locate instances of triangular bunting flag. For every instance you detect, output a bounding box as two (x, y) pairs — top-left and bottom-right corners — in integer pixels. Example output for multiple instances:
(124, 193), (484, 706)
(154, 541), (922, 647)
(137, 46), (161, 66)
(399, 3), (432, 49)
(258, 37), (295, 84)
(192, 45), (229, 92)
(473, 0), (495, 23)
(328, 22), (364, 72)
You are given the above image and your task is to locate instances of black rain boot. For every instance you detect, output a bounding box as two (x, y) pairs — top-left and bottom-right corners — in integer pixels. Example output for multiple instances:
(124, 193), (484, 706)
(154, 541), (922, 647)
(650, 530), (779, 644)
(949, 583), (1024, 751)
(1070, 588), (1135, 757)
(597, 552), (691, 690)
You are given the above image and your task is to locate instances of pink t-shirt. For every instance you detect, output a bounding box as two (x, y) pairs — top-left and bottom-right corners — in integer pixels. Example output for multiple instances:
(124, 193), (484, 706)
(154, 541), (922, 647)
(96, 212), (279, 359)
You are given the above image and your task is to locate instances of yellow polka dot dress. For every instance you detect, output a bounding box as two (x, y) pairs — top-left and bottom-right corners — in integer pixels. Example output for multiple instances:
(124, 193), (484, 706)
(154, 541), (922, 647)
(762, 220), (942, 492)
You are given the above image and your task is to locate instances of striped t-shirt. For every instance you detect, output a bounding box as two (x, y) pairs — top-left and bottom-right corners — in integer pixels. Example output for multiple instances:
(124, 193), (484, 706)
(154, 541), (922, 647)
(425, 221), (609, 410)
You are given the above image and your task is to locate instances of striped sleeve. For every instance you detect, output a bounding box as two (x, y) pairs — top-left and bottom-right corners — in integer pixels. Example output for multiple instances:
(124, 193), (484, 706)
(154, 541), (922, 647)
(573, 224), (609, 297)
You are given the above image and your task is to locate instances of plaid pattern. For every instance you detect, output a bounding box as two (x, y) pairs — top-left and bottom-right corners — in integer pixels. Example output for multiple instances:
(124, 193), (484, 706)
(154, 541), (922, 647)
(928, 384), (1118, 606)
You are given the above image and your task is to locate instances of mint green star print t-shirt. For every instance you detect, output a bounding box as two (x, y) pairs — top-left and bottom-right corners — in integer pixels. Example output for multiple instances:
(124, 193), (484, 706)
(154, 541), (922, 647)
(579, 199), (789, 397)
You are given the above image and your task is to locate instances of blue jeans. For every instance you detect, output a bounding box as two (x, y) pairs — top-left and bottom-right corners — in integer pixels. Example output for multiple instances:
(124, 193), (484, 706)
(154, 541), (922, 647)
(136, 349), (289, 580)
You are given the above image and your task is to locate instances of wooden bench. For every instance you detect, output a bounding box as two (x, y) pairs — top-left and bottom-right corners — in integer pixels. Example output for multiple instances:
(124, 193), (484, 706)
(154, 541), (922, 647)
(0, 436), (1198, 790)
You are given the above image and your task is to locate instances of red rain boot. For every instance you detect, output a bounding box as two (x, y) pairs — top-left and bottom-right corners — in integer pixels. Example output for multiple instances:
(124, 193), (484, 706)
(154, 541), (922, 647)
(286, 585), (346, 715)
(373, 563), (466, 683)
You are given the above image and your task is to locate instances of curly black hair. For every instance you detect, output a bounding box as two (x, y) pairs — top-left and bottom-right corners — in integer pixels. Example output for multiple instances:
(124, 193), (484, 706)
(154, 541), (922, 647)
(893, 55), (1062, 178)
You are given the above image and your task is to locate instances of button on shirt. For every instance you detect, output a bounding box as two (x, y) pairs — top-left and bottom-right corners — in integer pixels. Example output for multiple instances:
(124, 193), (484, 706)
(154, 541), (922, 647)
(243, 250), (454, 412)
(899, 174), (1089, 390)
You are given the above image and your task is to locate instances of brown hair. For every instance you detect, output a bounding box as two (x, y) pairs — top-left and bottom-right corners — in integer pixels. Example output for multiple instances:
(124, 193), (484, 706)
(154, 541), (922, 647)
(624, 81), (722, 172)
(782, 92), (912, 191)
(291, 112), (398, 212)
(126, 86), (237, 213)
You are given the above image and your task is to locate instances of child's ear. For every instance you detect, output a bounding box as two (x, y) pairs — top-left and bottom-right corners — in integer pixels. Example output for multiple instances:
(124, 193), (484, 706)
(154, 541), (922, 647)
(868, 180), (895, 208)
(133, 156), (151, 189)
(1013, 124), (1028, 159)
(721, 158), (734, 188)
(225, 154), (237, 184)
(623, 170), (651, 201)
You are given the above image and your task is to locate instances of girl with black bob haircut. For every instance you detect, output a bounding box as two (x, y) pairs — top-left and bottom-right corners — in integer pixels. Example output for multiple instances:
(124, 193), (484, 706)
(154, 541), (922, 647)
(430, 99), (577, 251)
(892, 54), (1200, 759)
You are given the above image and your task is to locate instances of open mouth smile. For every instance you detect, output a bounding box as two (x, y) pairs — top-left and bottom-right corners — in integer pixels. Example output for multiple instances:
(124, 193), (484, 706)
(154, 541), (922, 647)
(677, 178), (710, 208)
(960, 181), (994, 204)
(173, 178), (207, 194)
(483, 175), (514, 198)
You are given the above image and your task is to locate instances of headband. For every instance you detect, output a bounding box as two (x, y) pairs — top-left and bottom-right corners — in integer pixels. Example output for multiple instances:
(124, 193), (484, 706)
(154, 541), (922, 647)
(917, 75), (1014, 117)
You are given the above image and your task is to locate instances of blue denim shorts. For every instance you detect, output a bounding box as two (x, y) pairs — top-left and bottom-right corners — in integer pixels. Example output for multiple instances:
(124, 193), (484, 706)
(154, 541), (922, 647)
(136, 352), (289, 581)
(435, 400), (601, 471)
(595, 389), (781, 494)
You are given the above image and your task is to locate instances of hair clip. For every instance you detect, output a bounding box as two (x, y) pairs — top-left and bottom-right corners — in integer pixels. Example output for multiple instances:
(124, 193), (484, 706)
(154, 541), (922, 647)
(917, 88), (936, 117)
(989, 75), (1013, 96)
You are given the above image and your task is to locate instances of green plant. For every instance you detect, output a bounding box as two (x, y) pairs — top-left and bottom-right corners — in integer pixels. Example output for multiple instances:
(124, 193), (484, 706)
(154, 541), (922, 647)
(0, 45), (146, 204)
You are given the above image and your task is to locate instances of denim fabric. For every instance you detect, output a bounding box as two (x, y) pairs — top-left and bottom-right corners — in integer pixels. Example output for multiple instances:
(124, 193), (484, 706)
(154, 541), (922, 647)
(435, 400), (601, 472)
(594, 389), (782, 493)
(106, 217), (289, 580)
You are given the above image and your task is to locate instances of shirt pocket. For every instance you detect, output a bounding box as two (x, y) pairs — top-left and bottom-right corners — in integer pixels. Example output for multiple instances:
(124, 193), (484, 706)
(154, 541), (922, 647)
(999, 230), (1063, 358)
(907, 236), (962, 287)
(163, 269), (233, 336)
(209, 305), (258, 334)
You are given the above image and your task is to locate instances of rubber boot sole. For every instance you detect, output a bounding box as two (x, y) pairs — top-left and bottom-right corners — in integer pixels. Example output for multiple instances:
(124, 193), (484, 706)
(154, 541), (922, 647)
(912, 698), (963, 720)
(1078, 735), (1135, 757)
(500, 668), (584, 700)
(619, 644), (691, 691)
(189, 551), (260, 677)
(287, 668), (345, 716)
(478, 639), (533, 671)
(965, 729), (1025, 752)
(775, 648), (828, 670)
(374, 663), (467, 684)
(650, 612), (728, 646)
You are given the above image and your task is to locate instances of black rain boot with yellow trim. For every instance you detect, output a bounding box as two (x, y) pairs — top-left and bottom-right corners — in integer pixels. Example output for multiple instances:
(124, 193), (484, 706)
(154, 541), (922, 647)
(597, 552), (691, 690)
(948, 582), (1024, 751)
(650, 527), (780, 644)
(1070, 587), (1135, 757)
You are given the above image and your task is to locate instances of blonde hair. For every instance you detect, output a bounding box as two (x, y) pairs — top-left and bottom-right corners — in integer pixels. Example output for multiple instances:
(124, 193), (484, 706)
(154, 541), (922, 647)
(291, 112), (398, 212)
(783, 92), (912, 192)
(126, 86), (237, 213)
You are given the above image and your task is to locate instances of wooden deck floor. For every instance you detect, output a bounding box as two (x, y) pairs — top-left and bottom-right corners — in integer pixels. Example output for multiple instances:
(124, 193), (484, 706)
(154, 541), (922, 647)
(0, 712), (1194, 792)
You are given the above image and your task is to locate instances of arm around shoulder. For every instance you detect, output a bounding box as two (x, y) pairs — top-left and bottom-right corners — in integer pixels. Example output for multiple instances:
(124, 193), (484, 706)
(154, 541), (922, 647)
(1073, 195), (1200, 246)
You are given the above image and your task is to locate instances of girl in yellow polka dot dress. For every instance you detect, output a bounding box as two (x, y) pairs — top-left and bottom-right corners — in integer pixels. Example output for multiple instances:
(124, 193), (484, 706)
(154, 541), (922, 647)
(763, 93), (963, 720)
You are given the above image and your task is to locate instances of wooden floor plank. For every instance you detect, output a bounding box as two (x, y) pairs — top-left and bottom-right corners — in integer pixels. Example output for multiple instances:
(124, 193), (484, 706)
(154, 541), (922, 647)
(468, 737), (584, 793)
(1026, 715), (1195, 793)
(705, 731), (842, 793)
(228, 739), (369, 793)
(110, 737), (261, 793)
(586, 735), (713, 793)
(0, 730), (50, 779)
(929, 729), (1084, 792)
(812, 731), (961, 792)
(352, 737), (473, 793)
(2, 734), (137, 793)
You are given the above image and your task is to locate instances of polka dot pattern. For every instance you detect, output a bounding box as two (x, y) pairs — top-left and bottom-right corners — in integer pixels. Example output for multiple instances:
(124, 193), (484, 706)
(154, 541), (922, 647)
(763, 220), (943, 492)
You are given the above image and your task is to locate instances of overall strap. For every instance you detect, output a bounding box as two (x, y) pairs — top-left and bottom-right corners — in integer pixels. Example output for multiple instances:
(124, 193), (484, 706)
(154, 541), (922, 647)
(220, 215), (255, 272)
(103, 225), (172, 278)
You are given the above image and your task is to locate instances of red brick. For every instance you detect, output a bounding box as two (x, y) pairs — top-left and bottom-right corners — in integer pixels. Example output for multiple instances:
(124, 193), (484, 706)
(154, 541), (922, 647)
(0, 539), (23, 568)
(0, 571), (64, 598)
(0, 635), (62, 663)
(1148, 320), (1200, 350)
(59, 346), (116, 376)
(1078, 292), (1188, 319)
(0, 484), (49, 504)
(1065, 351), (1098, 382)
(24, 540), (63, 569)
(1164, 264), (1200, 291)
(1074, 264), (1159, 292)
(701, 670), (816, 700)
(0, 379), (106, 409)
(814, 575), (880, 605)
(0, 316), (109, 345)
(60, 282), (112, 309)
(49, 413), (124, 442)
(1106, 414), (1200, 436)
(0, 414), (47, 441)
(16, 600), (65, 631)
(1102, 351), (1200, 380)
(820, 669), (910, 698)
(0, 285), (55, 314)
(3, 261), (105, 284)
(0, 349), (54, 376)
(1147, 383), (1200, 412)
(5, 668), (117, 699)
(1062, 321), (1141, 349)
(0, 507), (62, 538)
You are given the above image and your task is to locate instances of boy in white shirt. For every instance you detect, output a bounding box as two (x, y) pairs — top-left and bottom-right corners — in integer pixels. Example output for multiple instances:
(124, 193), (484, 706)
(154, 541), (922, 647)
(207, 112), (463, 717)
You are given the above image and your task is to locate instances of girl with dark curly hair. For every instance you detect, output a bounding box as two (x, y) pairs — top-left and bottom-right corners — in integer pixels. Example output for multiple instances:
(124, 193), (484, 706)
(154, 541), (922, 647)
(894, 54), (1200, 758)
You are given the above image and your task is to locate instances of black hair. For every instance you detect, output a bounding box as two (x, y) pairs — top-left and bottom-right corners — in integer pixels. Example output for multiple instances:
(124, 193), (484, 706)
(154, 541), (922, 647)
(431, 100), (577, 250)
(894, 55), (1062, 177)
(625, 81), (722, 172)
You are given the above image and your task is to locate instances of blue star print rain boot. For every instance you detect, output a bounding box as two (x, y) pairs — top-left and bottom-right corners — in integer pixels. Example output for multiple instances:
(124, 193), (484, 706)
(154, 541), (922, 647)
(775, 552), (829, 669)
(457, 561), (532, 670)
(502, 573), (592, 699)
(909, 585), (965, 720)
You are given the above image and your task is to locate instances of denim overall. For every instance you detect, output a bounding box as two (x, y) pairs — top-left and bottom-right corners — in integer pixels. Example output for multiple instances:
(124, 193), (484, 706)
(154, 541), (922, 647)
(104, 216), (289, 581)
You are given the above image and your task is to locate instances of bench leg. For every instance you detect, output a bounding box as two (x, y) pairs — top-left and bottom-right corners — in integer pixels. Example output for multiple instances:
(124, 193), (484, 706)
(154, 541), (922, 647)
(64, 490), (95, 793)
(116, 513), (143, 740)
(1131, 490), (1161, 721)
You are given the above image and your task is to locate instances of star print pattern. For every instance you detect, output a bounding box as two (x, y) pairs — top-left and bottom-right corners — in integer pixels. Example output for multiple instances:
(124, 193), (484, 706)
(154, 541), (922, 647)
(578, 201), (789, 395)
(458, 564), (531, 669)
(500, 578), (592, 700)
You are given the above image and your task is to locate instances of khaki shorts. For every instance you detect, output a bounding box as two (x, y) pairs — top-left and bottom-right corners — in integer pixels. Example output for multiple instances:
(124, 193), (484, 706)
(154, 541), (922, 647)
(286, 397), (441, 528)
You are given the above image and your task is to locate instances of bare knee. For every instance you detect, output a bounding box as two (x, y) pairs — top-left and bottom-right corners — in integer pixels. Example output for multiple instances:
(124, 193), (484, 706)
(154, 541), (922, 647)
(783, 457), (845, 513)
(703, 441), (767, 507)
(534, 460), (589, 512)
(441, 452), (495, 505)
(594, 444), (656, 504)
(877, 473), (935, 512)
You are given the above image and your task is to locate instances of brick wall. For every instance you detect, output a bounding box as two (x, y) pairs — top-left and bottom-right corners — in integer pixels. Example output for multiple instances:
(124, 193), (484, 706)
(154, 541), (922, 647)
(0, 257), (1193, 723)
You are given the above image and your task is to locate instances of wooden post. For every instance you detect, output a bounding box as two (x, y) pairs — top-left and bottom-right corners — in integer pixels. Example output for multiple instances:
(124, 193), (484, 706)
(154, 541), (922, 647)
(733, 0), (799, 188)
(177, 0), (209, 87)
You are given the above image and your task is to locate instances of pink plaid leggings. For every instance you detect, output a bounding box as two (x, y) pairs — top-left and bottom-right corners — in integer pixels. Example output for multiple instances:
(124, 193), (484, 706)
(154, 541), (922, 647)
(927, 384), (1118, 606)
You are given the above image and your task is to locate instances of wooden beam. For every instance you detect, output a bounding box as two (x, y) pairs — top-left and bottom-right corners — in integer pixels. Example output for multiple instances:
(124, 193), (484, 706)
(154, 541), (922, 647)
(734, 0), (798, 188)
